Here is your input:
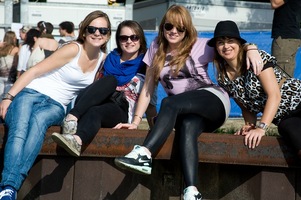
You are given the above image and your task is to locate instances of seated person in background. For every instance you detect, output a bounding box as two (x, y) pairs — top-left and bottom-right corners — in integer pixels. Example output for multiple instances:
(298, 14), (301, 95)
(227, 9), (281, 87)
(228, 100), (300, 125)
(208, 20), (301, 159)
(0, 31), (19, 99)
(51, 20), (149, 157)
(37, 21), (55, 39)
(18, 25), (31, 47)
(27, 32), (59, 69)
(16, 28), (41, 78)
(58, 21), (77, 46)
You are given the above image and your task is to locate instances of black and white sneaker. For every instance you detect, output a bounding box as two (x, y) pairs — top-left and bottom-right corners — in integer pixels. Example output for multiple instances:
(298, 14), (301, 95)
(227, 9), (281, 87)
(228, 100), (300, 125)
(183, 186), (202, 200)
(114, 145), (152, 175)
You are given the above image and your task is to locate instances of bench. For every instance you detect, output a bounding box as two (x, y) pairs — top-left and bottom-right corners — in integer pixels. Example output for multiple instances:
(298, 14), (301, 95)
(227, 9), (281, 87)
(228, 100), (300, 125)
(0, 125), (300, 200)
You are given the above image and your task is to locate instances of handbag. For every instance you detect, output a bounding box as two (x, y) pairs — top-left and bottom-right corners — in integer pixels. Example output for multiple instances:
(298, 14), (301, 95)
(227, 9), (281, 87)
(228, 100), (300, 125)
(110, 91), (129, 113)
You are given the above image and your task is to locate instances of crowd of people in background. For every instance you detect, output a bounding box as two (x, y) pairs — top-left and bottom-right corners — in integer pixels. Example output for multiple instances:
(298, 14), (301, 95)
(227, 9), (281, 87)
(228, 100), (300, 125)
(0, 1), (300, 200)
(0, 20), (77, 100)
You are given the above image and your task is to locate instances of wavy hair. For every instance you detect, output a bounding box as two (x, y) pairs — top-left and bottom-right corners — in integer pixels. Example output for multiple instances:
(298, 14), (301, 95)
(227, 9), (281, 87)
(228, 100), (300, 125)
(77, 10), (111, 53)
(152, 5), (197, 80)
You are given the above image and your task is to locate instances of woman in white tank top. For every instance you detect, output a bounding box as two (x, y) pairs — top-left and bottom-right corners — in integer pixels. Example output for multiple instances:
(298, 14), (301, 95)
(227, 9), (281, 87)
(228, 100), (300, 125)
(0, 10), (111, 200)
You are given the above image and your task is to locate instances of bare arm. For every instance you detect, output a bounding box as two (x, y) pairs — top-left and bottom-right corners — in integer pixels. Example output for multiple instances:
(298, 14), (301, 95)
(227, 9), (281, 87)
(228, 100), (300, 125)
(244, 44), (263, 75)
(0, 43), (79, 118)
(114, 66), (156, 129)
(244, 67), (281, 148)
(270, 0), (285, 9)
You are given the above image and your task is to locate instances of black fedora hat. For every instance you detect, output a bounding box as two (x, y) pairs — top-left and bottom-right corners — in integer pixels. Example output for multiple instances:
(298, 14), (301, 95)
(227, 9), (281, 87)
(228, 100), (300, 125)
(207, 20), (246, 47)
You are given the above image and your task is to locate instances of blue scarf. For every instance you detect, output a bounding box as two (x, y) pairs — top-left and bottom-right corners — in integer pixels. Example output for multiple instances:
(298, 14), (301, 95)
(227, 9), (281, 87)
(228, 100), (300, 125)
(103, 49), (145, 86)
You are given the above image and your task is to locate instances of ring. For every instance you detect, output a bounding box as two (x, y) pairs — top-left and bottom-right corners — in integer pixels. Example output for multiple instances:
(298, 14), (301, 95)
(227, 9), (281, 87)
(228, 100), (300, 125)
(258, 61), (262, 64)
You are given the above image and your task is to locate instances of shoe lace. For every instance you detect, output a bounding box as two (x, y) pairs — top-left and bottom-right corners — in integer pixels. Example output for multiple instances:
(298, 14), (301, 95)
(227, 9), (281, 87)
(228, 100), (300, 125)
(125, 147), (140, 159)
(0, 189), (14, 199)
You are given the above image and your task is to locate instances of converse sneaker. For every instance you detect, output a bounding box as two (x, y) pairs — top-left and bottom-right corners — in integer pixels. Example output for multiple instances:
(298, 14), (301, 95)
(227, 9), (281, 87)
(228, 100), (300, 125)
(0, 186), (17, 200)
(183, 186), (202, 200)
(52, 132), (81, 157)
(114, 145), (152, 175)
(62, 118), (77, 135)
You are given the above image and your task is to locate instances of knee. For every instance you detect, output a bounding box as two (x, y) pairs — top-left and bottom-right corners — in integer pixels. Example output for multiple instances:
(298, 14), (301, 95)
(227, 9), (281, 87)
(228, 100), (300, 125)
(160, 97), (176, 110)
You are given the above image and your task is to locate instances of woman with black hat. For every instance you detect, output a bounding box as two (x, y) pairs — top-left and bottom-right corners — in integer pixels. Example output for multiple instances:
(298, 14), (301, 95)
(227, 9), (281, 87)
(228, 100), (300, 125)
(209, 20), (301, 157)
(114, 5), (263, 200)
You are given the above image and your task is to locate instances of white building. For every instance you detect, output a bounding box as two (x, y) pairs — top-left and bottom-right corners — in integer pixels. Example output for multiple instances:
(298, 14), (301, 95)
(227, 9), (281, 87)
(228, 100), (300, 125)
(0, 0), (273, 50)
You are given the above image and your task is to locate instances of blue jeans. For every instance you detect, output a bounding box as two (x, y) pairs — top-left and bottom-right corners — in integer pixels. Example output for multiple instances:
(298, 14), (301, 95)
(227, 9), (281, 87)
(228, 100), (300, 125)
(0, 88), (65, 190)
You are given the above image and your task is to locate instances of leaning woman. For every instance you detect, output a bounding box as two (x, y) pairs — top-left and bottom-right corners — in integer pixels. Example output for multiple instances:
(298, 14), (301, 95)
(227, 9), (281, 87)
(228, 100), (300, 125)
(208, 20), (301, 157)
(0, 10), (111, 199)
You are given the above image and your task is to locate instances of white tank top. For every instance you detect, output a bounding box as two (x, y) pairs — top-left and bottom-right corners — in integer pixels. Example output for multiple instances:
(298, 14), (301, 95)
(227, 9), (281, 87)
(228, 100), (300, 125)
(27, 42), (103, 110)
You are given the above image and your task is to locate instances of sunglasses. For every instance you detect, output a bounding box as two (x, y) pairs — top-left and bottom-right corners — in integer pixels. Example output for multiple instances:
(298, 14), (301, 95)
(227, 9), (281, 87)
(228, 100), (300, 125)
(164, 23), (186, 33)
(86, 26), (110, 35)
(119, 35), (140, 43)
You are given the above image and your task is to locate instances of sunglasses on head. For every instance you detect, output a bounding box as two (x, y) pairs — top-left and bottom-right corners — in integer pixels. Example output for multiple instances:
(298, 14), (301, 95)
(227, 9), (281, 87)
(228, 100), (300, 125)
(86, 26), (110, 35)
(119, 35), (140, 43)
(164, 23), (186, 33)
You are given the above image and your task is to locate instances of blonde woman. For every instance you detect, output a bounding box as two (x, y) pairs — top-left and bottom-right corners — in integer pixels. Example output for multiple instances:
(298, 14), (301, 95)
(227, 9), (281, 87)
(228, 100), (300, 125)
(0, 31), (19, 99)
(114, 5), (263, 200)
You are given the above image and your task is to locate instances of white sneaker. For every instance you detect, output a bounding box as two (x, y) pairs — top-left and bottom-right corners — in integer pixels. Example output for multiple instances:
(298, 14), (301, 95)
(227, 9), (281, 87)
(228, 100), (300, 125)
(114, 145), (152, 175)
(183, 186), (202, 200)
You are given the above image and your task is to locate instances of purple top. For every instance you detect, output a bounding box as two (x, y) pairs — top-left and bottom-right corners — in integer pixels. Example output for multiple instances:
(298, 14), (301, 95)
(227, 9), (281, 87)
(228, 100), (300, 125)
(143, 37), (227, 97)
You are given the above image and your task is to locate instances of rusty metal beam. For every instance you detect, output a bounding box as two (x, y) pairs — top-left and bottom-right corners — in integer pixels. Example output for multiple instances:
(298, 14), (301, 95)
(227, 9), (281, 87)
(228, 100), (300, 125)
(0, 126), (299, 168)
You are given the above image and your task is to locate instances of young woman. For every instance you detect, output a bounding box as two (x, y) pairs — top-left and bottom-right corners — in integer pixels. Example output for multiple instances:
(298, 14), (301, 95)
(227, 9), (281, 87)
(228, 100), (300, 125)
(208, 20), (301, 155)
(0, 10), (111, 200)
(16, 28), (41, 78)
(113, 5), (263, 200)
(0, 31), (19, 99)
(51, 20), (148, 157)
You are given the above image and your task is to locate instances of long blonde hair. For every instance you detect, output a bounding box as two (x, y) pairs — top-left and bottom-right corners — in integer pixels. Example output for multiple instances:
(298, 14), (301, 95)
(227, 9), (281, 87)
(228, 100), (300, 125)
(152, 5), (197, 80)
(0, 31), (17, 57)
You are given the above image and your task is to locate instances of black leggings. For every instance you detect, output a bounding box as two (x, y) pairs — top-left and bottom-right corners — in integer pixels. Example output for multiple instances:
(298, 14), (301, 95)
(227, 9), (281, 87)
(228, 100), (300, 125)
(278, 104), (301, 158)
(70, 76), (128, 144)
(143, 89), (226, 186)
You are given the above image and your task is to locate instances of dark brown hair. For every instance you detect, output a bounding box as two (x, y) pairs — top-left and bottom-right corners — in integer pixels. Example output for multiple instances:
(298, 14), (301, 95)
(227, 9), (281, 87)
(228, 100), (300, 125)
(115, 20), (147, 55)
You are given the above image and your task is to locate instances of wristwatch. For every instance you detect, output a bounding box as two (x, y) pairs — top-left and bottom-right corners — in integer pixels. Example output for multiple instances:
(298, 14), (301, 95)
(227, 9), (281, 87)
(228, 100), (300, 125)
(256, 122), (268, 131)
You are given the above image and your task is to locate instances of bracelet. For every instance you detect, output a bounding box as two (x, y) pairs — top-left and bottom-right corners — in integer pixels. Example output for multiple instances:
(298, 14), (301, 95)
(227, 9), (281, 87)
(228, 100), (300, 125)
(245, 122), (255, 127)
(132, 122), (139, 126)
(243, 43), (258, 51)
(2, 92), (15, 101)
(246, 48), (258, 51)
(134, 114), (142, 121)
(244, 43), (257, 47)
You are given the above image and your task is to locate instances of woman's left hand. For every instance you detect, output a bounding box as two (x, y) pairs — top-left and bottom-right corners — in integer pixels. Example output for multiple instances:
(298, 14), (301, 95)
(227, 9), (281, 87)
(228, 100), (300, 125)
(246, 49), (263, 75)
(113, 123), (138, 129)
(0, 100), (11, 119)
(244, 128), (265, 149)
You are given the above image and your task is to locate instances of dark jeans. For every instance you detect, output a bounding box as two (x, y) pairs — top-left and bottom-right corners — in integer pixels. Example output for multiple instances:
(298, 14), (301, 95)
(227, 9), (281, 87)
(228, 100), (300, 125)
(70, 76), (128, 144)
(278, 103), (301, 157)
